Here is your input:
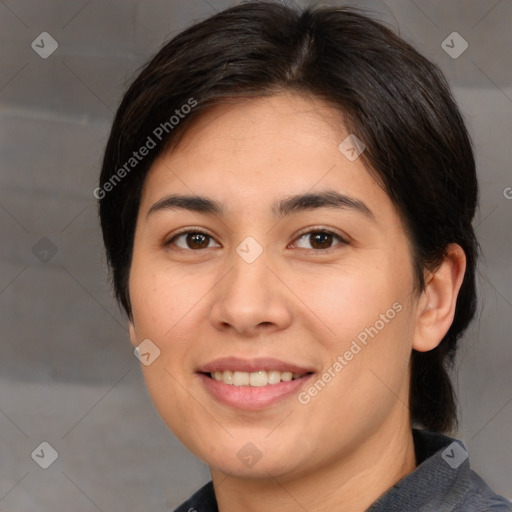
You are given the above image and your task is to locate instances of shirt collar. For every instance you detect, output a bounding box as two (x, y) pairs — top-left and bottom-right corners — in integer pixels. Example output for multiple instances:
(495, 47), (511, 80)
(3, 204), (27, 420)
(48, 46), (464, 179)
(366, 429), (470, 512)
(176, 429), (471, 512)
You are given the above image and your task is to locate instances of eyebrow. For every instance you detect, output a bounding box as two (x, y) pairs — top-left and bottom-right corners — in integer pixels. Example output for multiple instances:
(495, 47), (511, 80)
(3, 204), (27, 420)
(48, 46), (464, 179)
(147, 190), (376, 222)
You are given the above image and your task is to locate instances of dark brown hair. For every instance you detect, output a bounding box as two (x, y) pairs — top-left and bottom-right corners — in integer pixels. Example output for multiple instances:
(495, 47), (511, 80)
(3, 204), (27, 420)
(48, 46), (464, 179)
(98, 1), (479, 433)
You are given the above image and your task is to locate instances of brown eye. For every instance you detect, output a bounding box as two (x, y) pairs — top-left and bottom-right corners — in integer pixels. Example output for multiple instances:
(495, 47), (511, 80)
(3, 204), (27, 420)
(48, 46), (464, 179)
(293, 230), (346, 251)
(309, 232), (334, 249)
(185, 233), (210, 249)
(166, 231), (219, 250)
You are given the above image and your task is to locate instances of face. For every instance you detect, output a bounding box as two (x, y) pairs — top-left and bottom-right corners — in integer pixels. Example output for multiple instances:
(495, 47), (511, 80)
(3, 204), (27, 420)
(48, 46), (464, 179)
(128, 93), (420, 479)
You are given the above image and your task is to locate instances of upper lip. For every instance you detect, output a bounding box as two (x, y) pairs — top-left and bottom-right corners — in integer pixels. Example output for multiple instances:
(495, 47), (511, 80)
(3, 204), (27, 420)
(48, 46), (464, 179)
(197, 357), (315, 374)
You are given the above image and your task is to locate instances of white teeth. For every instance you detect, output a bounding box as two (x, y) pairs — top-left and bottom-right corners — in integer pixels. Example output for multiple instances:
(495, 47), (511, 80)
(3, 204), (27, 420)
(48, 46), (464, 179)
(249, 370), (267, 387)
(267, 370), (281, 385)
(281, 372), (293, 382)
(222, 370), (234, 385)
(233, 371), (249, 386)
(210, 370), (306, 386)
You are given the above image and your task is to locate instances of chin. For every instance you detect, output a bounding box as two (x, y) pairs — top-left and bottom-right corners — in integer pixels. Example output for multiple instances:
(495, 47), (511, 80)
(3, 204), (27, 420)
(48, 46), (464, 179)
(209, 455), (295, 479)
(205, 438), (305, 477)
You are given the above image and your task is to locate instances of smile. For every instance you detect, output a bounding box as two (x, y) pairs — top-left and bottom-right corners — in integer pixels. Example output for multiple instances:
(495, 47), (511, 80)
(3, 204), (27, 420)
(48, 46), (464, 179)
(209, 370), (308, 387)
(196, 357), (315, 410)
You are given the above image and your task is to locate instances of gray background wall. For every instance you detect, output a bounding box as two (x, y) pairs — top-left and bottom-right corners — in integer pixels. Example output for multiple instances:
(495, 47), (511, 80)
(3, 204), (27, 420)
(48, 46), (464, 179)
(0, 0), (510, 510)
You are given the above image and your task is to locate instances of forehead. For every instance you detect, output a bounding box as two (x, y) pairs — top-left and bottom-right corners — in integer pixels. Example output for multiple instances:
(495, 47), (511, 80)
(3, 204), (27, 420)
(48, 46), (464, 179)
(170, 93), (345, 159)
(138, 93), (395, 224)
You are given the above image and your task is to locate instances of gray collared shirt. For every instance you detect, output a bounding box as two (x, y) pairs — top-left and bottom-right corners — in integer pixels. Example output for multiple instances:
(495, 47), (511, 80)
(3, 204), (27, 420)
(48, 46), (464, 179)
(173, 429), (512, 511)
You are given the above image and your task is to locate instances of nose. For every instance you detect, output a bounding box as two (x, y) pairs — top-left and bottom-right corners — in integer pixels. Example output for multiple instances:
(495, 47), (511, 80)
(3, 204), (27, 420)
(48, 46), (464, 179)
(209, 249), (293, 337)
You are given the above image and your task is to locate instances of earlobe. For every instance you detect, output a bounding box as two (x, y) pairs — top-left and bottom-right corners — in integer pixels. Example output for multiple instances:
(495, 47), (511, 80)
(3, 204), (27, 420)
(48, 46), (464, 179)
(412, 243), (467, 352)
(128, 319), (138, 348)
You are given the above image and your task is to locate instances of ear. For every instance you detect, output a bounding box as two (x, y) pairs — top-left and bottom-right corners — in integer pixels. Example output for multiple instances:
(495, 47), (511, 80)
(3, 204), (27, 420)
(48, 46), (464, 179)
(128, 318), (139, 348)
(412, 243), (467, 352)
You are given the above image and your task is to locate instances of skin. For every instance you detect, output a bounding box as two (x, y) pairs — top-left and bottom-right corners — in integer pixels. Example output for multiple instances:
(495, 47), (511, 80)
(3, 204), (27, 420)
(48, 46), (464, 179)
(128, 92), (466, 512)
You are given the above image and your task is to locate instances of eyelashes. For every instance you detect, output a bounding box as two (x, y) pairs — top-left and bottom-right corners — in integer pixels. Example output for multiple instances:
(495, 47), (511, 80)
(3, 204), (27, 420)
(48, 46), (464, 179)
(166, 229), (219, 251)
(164, 227), (348, 254)
(293, 230), (347, 251)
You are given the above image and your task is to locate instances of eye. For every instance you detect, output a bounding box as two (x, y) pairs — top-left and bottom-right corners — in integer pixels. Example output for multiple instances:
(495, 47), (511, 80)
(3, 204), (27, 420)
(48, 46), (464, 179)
(165, 229), (220, 250)
(291, 229), (347, 252)
(164, 227), (347, 252)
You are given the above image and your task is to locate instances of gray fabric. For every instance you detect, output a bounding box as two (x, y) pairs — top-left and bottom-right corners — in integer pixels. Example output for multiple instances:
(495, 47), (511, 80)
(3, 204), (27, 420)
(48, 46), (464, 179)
(173, 429), (512, 511)
(367, 429), (512, 511)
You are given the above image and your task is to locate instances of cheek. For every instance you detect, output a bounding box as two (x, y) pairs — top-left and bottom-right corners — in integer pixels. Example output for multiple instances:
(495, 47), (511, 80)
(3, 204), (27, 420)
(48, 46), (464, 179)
(294, 257), (409, 349)
(129, 262), (206, 340)
(298, 252), (415, 400)
(140, 363), (209, 459)
(302, 301), (414, 435)
(129, 266), (205, 442)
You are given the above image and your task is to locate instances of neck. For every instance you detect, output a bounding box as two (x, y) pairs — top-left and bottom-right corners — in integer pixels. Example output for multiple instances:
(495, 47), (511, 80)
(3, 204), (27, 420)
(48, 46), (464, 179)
(211, 416), (417, 512)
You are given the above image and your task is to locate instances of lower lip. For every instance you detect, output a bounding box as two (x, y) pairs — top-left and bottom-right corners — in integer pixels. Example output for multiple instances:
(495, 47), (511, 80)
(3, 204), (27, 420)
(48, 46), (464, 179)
(198, 373), (314, 410)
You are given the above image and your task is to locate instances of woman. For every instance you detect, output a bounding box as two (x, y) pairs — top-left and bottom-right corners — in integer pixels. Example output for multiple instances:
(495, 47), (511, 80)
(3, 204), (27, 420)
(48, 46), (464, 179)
(97, 1), (512, 510)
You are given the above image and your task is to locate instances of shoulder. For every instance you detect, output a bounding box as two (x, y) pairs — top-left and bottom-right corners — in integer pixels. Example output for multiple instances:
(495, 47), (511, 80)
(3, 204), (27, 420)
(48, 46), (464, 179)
(456, 469), (512, 512)
(171, 481), (218, 512)
(367, 429), (511, 512)
(413, 429), (512, 512)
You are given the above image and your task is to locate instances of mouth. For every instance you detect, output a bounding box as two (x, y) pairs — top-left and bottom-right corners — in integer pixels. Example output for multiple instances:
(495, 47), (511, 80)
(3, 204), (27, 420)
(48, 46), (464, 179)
(196, 357), (315, 410)
(205, 369), (311, 387)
